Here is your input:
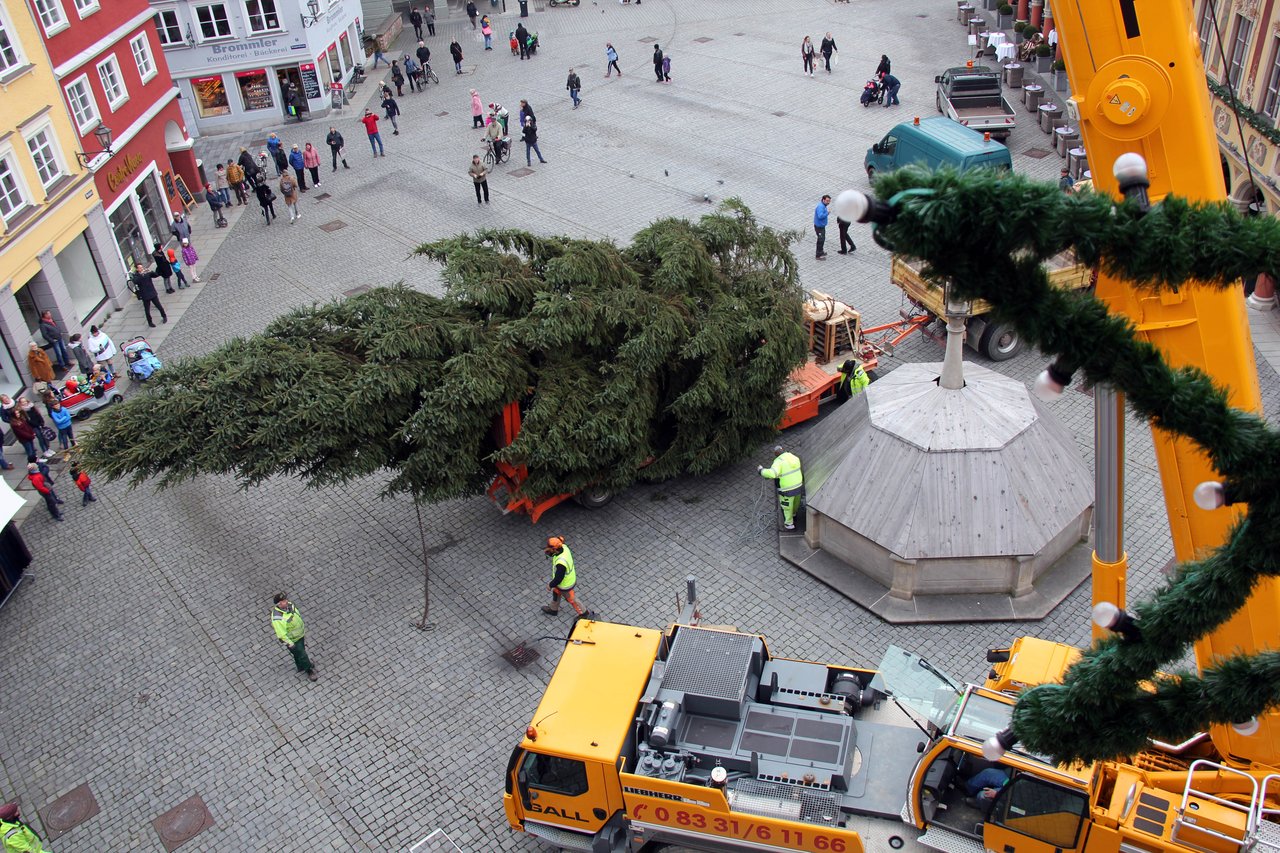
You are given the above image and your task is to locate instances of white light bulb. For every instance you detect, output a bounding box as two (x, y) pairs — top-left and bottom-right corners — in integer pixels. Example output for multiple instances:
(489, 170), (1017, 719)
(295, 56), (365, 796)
(831, 189), (869, 223)
(1033, 368), (1064, 402)
(1232, 718), (1260, 736)
(1193, 481), (1226, 511)
(1092, 601), (1120, 629)
(981, 735), (1007, 762)
(1113, 153), (1148, 185)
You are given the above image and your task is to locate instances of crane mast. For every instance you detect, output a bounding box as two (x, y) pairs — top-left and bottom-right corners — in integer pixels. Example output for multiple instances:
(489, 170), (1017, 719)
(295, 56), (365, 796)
(1053, 0), (1278, 765)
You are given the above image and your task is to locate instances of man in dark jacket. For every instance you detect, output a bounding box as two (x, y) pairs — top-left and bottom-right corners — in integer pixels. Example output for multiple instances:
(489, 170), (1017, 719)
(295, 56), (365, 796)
(416, 41), (431, 74)
(515, 23), (529, 60)
(381, 93), (401, 135)
(881, 72), (900, 106)
(237, 147), (259, 186)
(820, 33), (837, 73)
(38, 310), (71, 371)
(129, 262), (168, 327)
(409, 7), (423, 40)
(466, 0), (477, 28)
(170, 211), (192, 242)
(325, 127), (348, 171)
(151, 243), (175, 293)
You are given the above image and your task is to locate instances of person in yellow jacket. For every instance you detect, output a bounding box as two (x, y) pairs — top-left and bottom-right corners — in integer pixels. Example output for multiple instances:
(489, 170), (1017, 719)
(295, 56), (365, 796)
(542, 536), (587, 617)
(759, 445), (804, 530)
(271, 593), (318, 681)
(0, 802), (46, 852)
(835, 359), (870, 403)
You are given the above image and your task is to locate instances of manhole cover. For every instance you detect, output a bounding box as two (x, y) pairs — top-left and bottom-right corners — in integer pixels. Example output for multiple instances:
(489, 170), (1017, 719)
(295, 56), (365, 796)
(208, 273), (220, 282)
(509, 167), (534, 177)
(502, 645), (540, 669)
(319, 220), (347, 232)
(343, 284), (371, 297)
(638, 36), (657, 43)
(773, 111), (786, 117)
(1023, 147), (1054, 159)
(693, 37), (713, 43)
(151, 795), (214, 852)
(435, 111), (449, 117)
(40, 784), (99, 840)
(314, 192), (332, 200)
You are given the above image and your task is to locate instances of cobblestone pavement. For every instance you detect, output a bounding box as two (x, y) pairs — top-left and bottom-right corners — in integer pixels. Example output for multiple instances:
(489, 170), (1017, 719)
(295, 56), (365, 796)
(2, 1), (1278, 851)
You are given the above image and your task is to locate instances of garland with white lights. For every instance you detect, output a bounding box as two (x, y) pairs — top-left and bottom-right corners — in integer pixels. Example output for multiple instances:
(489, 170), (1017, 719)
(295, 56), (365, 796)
(837, 163), (1280, 764)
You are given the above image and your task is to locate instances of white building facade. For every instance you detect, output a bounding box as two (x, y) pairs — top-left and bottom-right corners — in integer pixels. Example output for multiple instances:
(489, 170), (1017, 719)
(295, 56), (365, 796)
(148, 0), (365, 136)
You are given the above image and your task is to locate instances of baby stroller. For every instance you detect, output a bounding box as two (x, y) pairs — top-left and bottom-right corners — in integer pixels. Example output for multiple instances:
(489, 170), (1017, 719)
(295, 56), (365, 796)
(526, 32), (540, 56)
(860, 78), (884, 107)
(123, 337), (163, 382)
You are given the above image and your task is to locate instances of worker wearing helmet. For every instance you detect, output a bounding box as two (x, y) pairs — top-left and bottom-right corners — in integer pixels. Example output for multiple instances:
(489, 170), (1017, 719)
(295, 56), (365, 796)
(759, 445), (804, 531)
(835, 359), (870, 403)
(542, 536), (586, 617)
(0, 802), (45, 852)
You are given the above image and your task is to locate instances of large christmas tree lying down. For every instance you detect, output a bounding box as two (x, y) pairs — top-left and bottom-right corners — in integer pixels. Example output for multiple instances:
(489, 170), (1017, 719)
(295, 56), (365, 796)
(80, 200), (807, 502)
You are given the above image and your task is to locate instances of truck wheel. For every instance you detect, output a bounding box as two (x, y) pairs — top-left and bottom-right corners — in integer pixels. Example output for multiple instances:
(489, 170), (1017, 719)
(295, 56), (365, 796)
(979, 321), (1022, 361)
(575, 485), (614, 509)
(865, 165), (876, 183)
(936, 93), (943, 113)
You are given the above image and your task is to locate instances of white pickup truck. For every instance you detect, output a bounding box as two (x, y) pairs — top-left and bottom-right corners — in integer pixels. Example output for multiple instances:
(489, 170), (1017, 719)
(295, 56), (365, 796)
(935, 65), (1017, 140)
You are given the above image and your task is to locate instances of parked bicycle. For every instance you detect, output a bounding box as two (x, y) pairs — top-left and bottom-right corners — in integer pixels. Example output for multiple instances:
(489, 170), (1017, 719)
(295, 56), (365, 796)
(483, 135), (510, 166)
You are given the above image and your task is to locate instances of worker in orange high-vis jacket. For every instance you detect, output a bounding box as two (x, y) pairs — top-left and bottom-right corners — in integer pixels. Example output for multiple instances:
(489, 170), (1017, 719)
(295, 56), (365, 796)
(541, 536), (587, 618)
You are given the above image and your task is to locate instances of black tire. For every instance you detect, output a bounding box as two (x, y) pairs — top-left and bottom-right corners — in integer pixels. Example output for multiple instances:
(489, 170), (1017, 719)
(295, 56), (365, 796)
(866, 165), (876, 182)
(111, 394), (123, 404)
(574, 485), (614, 509)
(483, 149), (495, 167)
(979, 321), (1022, 361)
(936, 93), (943, 113)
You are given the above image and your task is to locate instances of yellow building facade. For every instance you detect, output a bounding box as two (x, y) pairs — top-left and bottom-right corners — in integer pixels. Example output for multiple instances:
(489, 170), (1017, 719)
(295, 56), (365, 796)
(0, 0), (126, 395)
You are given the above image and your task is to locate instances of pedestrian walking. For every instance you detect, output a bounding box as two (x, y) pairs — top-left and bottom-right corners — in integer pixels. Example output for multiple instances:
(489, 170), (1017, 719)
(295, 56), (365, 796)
(129, 262), (168, 327)
(605, 42), (621, 77)
(10, 411), (38, 464)
(404, 55), (421, 92)
(266, 132), (286, 175)
(821, 32), (838, 73)
(213, 163), (231, 205)
(205, 183), (227, 227)
(271, 593), (318, 681)
(361, 110), (385, 156)
(876, 54), (891, 76)
(837, 216), (856, 254)
(653, 44), (664, 81)
(27, 341), (54, 384)
(482, 15), (493, 49)
(410, 6), (423, 40)
(255, 180), (277, 224)
(372, 43), (390, 68)
(237, 147), (258, 185)
(518, 99), (535, 129)
(466, 0), (478, 28)
(391, 60), (405, 96)
(881, 72), (901, 106)
(38, 310), (71, 371)
(759, 445), (804, 530)
(662, 53), (671, 82)
(516, 22), (529, 60)
(450, 38), (463, 74)
(522, 116), (546, 166)
(566, 69), (581, 108)
(302, 142), (322, 187)
(28, 462), (63, 521)
(227, 159), (248, 204)
(170, 210), (193, 243)
(381, 92), (401, 135)
(469, 154), (490, 204)
(470, 90), (488, 127)
(814, 194), (830, 259)
(801, 36), (817, 76)
(181, 238), (201, 282)
(541, 536), (586, 617)
(151, 243), (175, 292)
(425, 4), (435, 36)
(87, 325), (115, 374)
(325, 127), (349, 171)
(71, 463), (96, 506)
(167, 244), (189, 289)
(279, 171), (301, 223)
(0, 801), (48, 851)
(68, 333), (94, 374)
(48, 399), (73, 450)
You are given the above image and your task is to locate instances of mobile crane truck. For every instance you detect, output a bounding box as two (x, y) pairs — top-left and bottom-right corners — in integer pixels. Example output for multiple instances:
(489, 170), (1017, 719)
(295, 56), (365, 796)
(507, 0), (1280, 850)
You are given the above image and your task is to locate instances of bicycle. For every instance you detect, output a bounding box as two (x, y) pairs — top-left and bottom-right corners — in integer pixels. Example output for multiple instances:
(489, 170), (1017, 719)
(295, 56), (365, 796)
(483, 136), (510, 166)
(420, 63), (440, 86)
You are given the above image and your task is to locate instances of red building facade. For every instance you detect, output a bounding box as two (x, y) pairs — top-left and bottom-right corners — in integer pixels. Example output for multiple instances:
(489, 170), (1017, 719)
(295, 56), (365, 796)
(32, 0), (200, 272)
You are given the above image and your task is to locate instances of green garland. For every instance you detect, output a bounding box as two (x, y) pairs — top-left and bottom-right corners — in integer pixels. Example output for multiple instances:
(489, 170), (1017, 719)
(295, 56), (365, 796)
(870, 167), (1280, 764)
(1206, 76), (1280, 147)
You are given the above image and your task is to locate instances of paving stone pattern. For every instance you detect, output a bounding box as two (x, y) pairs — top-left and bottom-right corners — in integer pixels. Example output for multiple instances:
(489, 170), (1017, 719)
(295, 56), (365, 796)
(3, 0), (1279, 850)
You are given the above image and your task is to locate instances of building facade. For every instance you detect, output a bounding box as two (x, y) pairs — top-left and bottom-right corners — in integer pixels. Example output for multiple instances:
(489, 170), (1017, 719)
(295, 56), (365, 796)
(35, 0), (201, 277)
(150, 0), (364, 136)
(0, 0), (129, 396)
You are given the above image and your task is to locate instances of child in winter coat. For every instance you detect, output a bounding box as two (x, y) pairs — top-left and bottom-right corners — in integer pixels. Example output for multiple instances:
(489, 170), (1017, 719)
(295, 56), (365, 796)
(70, 463), (96, 506)
(181, 238), (200, 282)
(166, 246), (189, 289)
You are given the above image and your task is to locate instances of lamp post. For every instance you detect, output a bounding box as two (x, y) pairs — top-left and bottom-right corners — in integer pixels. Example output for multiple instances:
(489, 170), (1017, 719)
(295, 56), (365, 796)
(939, 280), (972, 390)
(75, 124), (113, 168)
(300, 0), (321, 27)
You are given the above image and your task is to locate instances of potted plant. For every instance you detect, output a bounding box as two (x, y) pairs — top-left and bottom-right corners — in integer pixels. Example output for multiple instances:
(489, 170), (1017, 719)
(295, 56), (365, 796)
(1035, 42), (1053, 72)
(1053, 58), (1069, 92)
(1013, 20), (1027, 42)
(997, 3), (1014, 27)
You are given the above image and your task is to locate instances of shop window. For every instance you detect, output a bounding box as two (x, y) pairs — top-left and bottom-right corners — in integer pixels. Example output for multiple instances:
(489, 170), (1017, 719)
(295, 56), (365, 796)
(339, 34), (353, 71)
(110, 201), (149, 273)
(191, 75), (231, 118)
(134, 173), (167, 248)
(0, 8), (26, 76)
(245, 0), (281, 34)
(55, 233), (108, 324)
(24, 125), (64, 191)
(154, 10), (184, 47)
(131, 33), (156, 83)
(73, 0), (100, 18)
(235, 69), (274, 111)
(65, 75), (99, 133)
(97, 56), (128, 111)
(327, 47), (342, 84)
(0, 151), (30, 222)
(31, 0), (68, 36)
(194, 4), (232, 40)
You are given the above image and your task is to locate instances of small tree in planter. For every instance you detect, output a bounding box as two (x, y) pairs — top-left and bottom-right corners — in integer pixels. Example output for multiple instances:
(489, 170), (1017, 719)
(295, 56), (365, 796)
(1052, 58), (1069, 92)
(998, 3), (1014, 27)
(1035, 42), (1053, 72)
(1013, 20), (1028, 42)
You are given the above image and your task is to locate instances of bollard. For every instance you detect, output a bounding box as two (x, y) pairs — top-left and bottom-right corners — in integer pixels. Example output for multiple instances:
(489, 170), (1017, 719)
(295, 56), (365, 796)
(1024, 83), (1044, 113)
(1068, 148), (1089, 179)
(1055, 125), (1080, 156)
(1039, 102), (1063, 133)
(1004, 62), (1024, 87)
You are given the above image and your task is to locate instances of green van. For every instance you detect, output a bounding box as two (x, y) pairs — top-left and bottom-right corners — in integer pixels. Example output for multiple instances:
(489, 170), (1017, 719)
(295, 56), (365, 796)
(864, 115), (1013, 180)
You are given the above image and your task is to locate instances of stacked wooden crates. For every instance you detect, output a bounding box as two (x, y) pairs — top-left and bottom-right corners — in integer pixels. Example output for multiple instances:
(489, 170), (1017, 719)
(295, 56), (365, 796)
(804, 291), (861, 363)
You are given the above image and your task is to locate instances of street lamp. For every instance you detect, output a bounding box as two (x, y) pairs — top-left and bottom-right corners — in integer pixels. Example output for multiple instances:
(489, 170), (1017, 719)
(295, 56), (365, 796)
(75, 124), (113, 168)
(943, 278), (973, 318)
(300, 0), (321, 27)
